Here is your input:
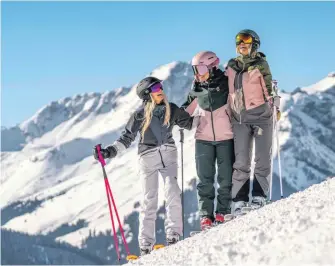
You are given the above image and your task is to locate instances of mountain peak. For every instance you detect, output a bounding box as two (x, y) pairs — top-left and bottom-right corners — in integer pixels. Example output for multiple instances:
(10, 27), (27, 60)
(149, 61), (190, 81)
(300, 73), (335, 95)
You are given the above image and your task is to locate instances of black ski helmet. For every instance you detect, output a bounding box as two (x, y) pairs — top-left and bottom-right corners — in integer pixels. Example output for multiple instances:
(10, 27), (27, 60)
(237, 29), (261, 52)
(136, 76), (162, 101)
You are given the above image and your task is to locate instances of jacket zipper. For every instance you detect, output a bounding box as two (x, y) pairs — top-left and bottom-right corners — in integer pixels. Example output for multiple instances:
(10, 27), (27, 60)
(158, 149), (166, 168)
(225, 109), (231, 124)
(208, 90), (216, 141)
(236, 60), (246, 124)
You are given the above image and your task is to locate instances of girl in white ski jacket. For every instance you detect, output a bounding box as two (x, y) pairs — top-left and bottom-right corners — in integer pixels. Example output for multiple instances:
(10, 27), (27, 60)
(94, 76), (195, 256)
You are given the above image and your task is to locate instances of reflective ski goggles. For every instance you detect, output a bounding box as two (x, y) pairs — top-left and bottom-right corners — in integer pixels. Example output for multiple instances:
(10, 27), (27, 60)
(192, 64), (209, 76)
(150, 82), (163, 93)
(235, 33), (253, 45)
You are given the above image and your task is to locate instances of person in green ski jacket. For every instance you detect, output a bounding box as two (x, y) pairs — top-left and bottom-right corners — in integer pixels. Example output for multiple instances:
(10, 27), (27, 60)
(182, 51), (235, 230)
(225, 29), (281, 215)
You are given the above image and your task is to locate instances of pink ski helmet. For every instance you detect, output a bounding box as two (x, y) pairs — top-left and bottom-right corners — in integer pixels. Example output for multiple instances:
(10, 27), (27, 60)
(191, 51), (220, 82)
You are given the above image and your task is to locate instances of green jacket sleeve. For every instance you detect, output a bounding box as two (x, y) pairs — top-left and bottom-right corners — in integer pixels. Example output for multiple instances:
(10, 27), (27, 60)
(260, 60), (275, 97)
(170, 103), (194, 130)
(181, 92), (196, 110)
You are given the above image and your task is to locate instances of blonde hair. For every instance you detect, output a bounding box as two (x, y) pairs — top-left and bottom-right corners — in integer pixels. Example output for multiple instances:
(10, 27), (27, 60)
(141, 93), (171, 140)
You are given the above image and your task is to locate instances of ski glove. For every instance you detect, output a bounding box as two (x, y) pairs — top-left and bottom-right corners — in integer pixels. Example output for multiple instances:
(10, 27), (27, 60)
(271, 96), (281, 121)
(93, 145), (117, 160)
(193, 80), (203, 92)
(276, 110), (281, 121)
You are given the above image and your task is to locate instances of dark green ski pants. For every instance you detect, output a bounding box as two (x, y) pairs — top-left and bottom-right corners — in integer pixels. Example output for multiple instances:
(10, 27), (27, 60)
(195, 139), (235, 219)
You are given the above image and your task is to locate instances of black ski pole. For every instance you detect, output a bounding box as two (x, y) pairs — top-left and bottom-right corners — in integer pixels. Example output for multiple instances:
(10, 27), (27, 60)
(179, 129), (185, 240)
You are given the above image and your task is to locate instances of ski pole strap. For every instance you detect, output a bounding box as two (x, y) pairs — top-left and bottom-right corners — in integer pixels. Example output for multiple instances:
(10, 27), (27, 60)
(95, 144), (106, 166)
(179, 129), (184, 143)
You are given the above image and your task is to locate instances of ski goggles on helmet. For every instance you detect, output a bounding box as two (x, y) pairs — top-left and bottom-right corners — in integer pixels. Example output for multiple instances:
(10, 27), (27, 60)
(192, 56), (219, 76)
(192, 64), (209, 76)
(235, 33), (253, 45)
(149, 82), (163, 93)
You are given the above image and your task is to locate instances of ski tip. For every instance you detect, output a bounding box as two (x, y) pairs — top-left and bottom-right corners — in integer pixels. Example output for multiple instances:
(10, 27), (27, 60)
(190, 231), (201, 237)
(126, 254), (139, 261)
(153, 244), (165, 250)
(241, 207), (252, 214)
(224, 214), (234, 221)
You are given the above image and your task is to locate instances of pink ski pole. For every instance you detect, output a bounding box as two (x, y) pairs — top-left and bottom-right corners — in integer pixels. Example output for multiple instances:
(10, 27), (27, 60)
(95, 144), (121, 261)
(95, 144), (138, 262)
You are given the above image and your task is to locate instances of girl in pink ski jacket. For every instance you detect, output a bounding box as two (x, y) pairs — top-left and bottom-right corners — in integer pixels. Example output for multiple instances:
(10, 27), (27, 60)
(182, 51), (234, 230)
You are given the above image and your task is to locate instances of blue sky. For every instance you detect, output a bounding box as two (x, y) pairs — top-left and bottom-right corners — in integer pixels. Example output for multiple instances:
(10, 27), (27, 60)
(2, 1), (335, 127)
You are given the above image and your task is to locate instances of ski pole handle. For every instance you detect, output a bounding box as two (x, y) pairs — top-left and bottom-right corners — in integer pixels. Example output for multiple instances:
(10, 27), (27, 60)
(179, 129), (184, 143)
(95, 144), (106, 167)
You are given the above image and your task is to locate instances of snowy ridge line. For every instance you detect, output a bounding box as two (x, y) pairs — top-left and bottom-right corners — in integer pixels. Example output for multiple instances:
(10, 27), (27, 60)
(130, 178), (335, 266)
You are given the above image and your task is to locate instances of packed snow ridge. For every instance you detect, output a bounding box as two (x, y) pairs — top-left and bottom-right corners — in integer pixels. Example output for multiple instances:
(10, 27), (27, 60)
(130, 178), (335, 266)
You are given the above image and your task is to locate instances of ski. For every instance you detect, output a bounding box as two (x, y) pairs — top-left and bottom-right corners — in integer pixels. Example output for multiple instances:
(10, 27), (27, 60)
(190, 215), (235, 237)
(241, 206), (252, 214)
(153, 244), (165, 250)
(224, 214), (234, 221)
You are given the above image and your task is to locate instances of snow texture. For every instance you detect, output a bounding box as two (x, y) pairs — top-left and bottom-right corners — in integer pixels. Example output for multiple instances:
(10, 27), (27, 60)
(130, 178), (335, 266)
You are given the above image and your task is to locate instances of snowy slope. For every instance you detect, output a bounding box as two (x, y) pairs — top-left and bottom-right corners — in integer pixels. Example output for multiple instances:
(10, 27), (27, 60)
(1, 61), (335, 264)
(131, 177), (335, 266)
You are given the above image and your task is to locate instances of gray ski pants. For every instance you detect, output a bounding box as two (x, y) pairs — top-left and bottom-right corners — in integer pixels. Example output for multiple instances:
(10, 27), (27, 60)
(231, 123), (273, 202)
(138, 144), (182, 247)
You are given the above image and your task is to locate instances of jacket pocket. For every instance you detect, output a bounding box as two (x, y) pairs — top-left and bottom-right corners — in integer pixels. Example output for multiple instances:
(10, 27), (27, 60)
(165, 144), (177, 151)
(213, 106), (233, 138)
(139, 148), (157, 158)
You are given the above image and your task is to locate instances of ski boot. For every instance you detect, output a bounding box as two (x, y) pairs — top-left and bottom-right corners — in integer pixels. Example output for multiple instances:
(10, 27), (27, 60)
(232, 201), (248, 216)
(200, 216), (213, 230)
(190, 216), (213, 237)
(250, 196), (266, 210)
(139, 244), (152, 256)
(166, 232), (180, 246)
(214, 213), (225, 225)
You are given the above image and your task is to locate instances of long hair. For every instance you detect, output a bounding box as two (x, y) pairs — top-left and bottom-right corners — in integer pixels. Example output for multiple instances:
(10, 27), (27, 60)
(141, 92), (171, 141)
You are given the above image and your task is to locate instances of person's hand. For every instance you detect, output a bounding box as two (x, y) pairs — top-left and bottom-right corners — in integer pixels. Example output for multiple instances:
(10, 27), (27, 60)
(192, 80), (202, 92)
(276, 110), (281, 121)
(93, 145), (117, 160)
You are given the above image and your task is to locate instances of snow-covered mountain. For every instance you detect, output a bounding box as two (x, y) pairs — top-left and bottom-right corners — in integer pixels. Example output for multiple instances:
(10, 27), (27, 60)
(277, 73), (335, 190)
(1, 61), (335, 264)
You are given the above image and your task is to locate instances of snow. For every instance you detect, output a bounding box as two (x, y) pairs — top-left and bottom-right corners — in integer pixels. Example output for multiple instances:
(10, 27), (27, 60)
(131, 178), (335, 266)
(301, 74), (335, 94)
